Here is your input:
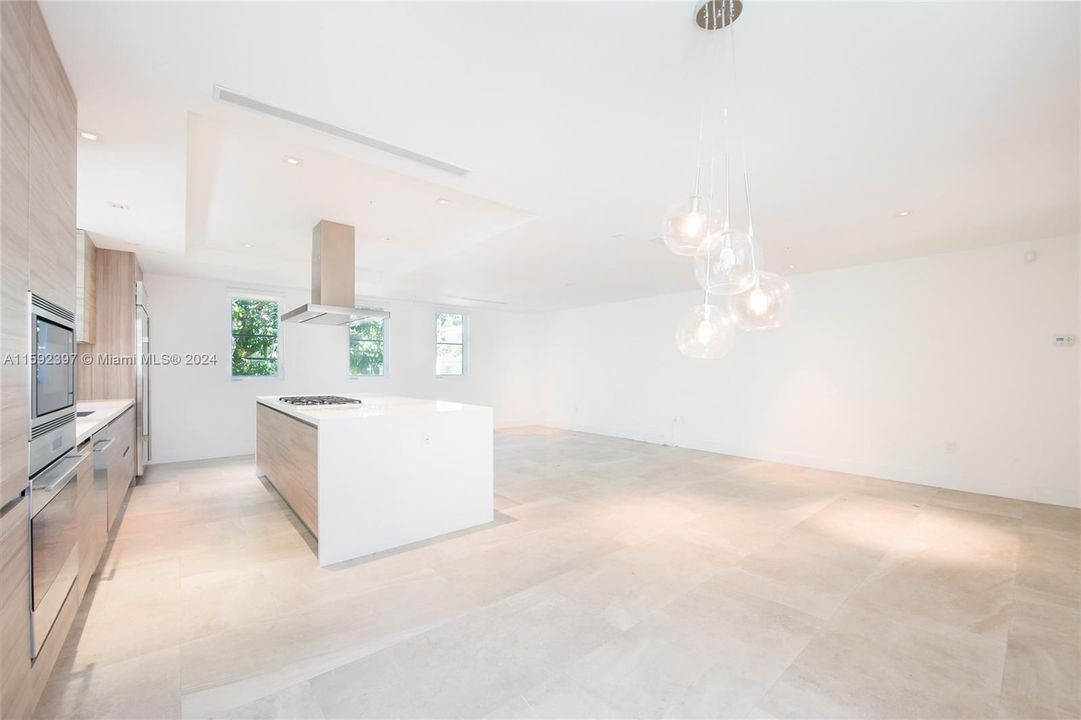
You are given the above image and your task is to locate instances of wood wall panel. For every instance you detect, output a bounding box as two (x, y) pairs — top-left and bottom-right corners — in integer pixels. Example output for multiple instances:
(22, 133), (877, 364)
(256, 404), (319, 536)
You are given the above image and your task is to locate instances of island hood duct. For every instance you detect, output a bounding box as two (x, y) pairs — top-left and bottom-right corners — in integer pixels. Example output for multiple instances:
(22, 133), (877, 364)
(281, 220), (390, 325)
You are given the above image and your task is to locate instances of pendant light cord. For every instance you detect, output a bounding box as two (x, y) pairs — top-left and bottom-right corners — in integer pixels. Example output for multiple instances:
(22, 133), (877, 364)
(704, 117), (718, 308)
(727, 0), (757, 251)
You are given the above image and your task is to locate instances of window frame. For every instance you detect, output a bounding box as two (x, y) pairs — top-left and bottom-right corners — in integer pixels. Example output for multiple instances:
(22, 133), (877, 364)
(434, 310), (468, 377)
(347, 313), (390, 379)
(227, 290), (284, 381)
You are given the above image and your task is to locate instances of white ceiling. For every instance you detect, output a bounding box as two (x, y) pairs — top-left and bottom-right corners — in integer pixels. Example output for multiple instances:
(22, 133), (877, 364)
(42, 1), (1080, 311)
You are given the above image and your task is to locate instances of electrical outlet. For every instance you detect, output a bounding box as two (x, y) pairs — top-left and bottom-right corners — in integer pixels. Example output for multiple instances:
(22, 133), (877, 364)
(1054, 335), (1076, 347)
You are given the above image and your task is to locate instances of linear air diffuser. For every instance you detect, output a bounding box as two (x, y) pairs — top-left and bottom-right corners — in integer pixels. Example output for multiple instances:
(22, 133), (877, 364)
(213, 85), (468, 176)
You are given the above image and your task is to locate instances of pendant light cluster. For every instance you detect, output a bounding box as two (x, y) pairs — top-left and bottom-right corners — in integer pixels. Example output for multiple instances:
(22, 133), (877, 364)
(664, 0), (791, 359)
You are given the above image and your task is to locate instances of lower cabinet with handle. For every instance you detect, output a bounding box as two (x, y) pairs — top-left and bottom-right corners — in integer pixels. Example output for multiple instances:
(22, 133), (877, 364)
(76, 441), (100, 602)
(91, 406), (136, 540)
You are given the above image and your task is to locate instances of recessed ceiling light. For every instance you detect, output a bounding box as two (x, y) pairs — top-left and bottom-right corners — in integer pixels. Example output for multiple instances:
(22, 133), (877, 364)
(241, 243), (253, 248)
(896, 210), (911, 217)
(787, 263), (796, 270)
(79, 130), (99, 141)
(436, 198), (452, 205)
(283, 156), (303, 166)
(648, 236), (665, 245)
(108, 202), (128, 210)
(610, 233), (626, 240)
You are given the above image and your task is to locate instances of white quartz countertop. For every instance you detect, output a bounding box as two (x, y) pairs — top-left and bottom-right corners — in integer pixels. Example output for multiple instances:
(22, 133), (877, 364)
(256, 394), (490, 426)
(76, 398), (135, 445)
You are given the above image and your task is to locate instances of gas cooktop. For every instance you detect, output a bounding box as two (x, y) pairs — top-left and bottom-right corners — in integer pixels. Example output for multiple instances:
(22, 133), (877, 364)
(278, 395), (363, 406)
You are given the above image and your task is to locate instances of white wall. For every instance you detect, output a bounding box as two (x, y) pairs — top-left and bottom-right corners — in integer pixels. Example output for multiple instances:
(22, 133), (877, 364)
(147, 236), (1080, 507)
(543, 236), (1081, 508)
(143, 273), (546, 464)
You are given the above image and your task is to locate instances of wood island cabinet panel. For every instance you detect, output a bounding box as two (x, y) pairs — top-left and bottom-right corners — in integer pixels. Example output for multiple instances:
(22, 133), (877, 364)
(26, 1), (75, 311)
(257, 404), (318, 536)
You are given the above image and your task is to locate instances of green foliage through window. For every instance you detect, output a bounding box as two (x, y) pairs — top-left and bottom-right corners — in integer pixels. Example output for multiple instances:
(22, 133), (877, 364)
(435, 313), (465, 376)
(349, 317), (386, 376)
(231, 297), (280, 377)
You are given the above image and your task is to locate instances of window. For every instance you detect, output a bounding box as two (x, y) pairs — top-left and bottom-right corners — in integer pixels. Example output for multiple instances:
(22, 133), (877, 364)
(435, 312), (466, 376)
(349, 317), (387, 377)
(230, 295), (280, 378)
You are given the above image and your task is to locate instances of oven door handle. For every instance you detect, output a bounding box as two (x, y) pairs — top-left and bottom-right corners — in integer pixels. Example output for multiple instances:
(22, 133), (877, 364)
(30, 452), (87, 513)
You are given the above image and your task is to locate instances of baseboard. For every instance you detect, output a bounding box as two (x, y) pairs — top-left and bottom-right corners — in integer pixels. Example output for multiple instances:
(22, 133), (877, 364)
(542, 420), (1080, 509)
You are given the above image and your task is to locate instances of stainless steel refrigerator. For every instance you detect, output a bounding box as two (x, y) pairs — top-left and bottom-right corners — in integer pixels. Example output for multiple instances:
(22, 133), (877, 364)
(135, 281), (150, 476)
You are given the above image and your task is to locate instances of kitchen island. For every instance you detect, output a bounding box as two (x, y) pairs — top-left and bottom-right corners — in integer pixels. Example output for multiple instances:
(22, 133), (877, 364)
(255, 394), (493, 566)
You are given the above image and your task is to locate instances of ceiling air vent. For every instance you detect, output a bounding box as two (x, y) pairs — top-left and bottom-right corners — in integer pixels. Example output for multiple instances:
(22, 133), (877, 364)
(213, 85), (468, 176)
(450, 296), (509, 306)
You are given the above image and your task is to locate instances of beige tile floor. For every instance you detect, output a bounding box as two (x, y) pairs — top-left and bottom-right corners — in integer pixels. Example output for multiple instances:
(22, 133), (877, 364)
(36, 427), (1081, 719)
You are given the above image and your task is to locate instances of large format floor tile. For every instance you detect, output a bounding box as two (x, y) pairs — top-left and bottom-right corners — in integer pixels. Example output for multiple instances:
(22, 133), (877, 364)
(35, 427), (1080, 719)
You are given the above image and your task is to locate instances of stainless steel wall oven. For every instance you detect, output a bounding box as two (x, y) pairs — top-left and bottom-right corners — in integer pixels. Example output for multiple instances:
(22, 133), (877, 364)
(26, 293), (79, 659)
(29, 294), (76, 477)
(28, 450), (84, 658)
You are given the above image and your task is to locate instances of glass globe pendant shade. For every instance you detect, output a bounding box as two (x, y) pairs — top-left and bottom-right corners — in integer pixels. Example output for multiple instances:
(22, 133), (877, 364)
(675, 304), (735, 359)
(731, 272), (792, 331)
(693, 230), (758, 295)
(662, 195), (713, 256)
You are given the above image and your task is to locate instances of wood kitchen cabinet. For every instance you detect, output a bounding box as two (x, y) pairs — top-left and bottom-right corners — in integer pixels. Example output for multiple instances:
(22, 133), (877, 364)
(26, 1), (76, 311)
(256, 403), (319, 536)
(75, 441), (100, 602)
(0, 1), (78, 716)
(0, 496), (32, 720)
(75, 229), (96, 344)
(110, 406), (136, 529)
(95, 406), (136, 534)
(1, 0), (78, 504)
(91, 249), (141, 399)
(0, 0), (32, 511)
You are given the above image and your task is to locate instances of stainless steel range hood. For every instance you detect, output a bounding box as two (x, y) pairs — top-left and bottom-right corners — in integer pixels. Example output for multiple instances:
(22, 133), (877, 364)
(282, 220), (389, 326)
